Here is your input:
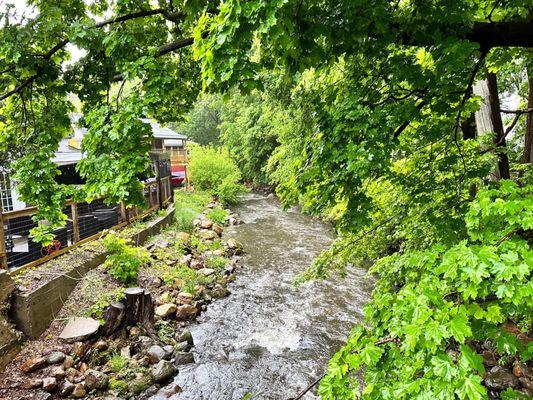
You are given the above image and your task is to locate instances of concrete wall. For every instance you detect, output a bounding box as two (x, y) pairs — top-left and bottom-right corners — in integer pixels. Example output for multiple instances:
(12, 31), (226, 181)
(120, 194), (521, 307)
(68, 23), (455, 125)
(11, 205), (175, 340)
(0, 271), (22, 371)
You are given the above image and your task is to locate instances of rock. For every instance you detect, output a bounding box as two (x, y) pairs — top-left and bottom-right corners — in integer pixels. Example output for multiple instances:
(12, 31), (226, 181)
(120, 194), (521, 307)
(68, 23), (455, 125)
(228, 217), (238, 225)
(42, 377), (57, 392)
(66, 367), (79, 380)
(179, 254), (191, 266)
(226, 238), (243, 254)
(79, 362), (88, 374)
(72, 342), (88, 358)
(25, 378), (43, 389)
(46, 351), (66, 365)
(177, 232), (191, 242)
(145, 385), (161, 396)
(130, 326), (142, 338)
(520, 377), (533, 391)
(177, 292), (194, 304)
(211, 284), (230, 299)
(147, 345), (167, 364)
(198, 268), (215, 277)
(200, 219), (213, 229)
(190, 259), (204, 270)
(62, 356), (74, 369)
(50, 366), (65, 379)
(175, 304), (197, 321)
(59, 317), (100, 343)
(200, 229), (216, 240)
(59, 380), (74, 397)
(156, 303), (177, 318)
(32, 392), (51, 400)
(160, 292), (172, 303)
(85, 369), (109, 390)
(173, 352), (195, 365)
(513, 363), (530, 378)
(20, 357), (47, 373)
(213, 224), (223, 237)
(59, 381), (75, 397)
(72, 383), (86, 398)
(150, 360), (176, 383)
(193, 218), (201, 227)
(485, 366), (520, 390)
(94, 340), (108, 352)
(128, 375), (152, 394)
(163, 345), (174, 357)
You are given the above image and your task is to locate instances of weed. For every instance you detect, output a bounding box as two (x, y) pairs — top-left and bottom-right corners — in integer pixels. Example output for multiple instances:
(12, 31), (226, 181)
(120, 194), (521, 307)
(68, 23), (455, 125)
(103, 234), (150, 284)
(206, 256), (227, 270)
(207, 206), (229, 225)
(109, 353), (128, 373)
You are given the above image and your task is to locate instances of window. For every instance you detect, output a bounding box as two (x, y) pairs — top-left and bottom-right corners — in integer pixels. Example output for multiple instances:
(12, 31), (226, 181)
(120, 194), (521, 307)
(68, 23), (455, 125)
(0, 170), (13, 212)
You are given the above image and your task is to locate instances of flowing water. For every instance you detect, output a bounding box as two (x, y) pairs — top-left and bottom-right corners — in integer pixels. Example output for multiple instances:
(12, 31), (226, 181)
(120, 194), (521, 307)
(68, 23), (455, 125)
(153, 193), (373, 400)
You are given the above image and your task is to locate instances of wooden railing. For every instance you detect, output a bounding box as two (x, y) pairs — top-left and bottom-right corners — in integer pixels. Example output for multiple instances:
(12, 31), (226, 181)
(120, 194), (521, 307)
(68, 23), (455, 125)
(151, 148), (188, 164)
(0, 178), (173, 272)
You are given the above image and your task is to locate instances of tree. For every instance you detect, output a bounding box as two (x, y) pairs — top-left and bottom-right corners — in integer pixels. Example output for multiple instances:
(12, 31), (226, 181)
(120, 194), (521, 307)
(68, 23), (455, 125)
(177, 93), (223, 145)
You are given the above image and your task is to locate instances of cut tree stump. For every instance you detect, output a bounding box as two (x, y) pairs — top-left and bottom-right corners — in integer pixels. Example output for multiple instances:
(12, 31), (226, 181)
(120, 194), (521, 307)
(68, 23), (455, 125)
(102, 301), (125, 336)
(123, 287), (157, 338)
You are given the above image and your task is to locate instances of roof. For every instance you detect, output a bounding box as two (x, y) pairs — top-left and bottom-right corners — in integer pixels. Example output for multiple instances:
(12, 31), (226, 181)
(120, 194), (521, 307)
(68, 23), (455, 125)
(140, 118), (188, 140)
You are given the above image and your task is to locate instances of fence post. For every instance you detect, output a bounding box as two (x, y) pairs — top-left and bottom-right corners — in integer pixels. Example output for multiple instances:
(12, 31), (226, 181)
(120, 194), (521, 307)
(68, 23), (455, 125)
(0, 212), (7, 269)
(71, 202), (80, 243)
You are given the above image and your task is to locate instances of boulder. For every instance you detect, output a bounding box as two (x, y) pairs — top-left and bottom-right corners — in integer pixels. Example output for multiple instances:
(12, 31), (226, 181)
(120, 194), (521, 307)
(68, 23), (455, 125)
(46, 351), (66, 365)
(59, 381), (75, 397)
(485, 366), (520, 390)
(176, 330), (194, 346)
(173, 352), (195, 366)
(198, 268), (215, 277)
(213, 224), (223, 237)
(155, 303), (177, 318)
(20, 357), (47, 373)
(59, 318), (100, 343)
(200, 229), (216, 240)
(175, 305), (197, 321)
(84, 369), (109, 391)
(128, 375), (152, 394)
(200, 219), (213, 229)
(42, 377), (57, 392)
(177, 292), (194, 304)
(147, 345), (167, 364)
(150, 360), (176, 383)
(226, 238), (243, 254)
(72, 383), (86, 398)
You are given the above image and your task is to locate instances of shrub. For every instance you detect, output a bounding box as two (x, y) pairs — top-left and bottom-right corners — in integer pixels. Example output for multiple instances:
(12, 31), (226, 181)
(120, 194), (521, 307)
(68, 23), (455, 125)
(206, 256), (227, 270)
(103, 234), (150, 284)
(206, 206), (228, 225)
(188, 145), (247, 204)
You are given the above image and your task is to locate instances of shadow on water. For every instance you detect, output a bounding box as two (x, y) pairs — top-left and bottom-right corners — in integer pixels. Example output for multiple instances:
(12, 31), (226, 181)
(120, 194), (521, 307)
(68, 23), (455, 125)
(152, 193), (373, 400)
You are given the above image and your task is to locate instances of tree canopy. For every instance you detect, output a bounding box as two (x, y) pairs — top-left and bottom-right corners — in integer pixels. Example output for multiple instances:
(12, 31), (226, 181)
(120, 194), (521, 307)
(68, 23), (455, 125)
(1, 0), (533, 398)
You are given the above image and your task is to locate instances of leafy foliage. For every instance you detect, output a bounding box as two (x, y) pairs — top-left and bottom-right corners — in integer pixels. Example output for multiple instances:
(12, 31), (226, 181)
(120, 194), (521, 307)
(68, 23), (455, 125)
(188, 145), (247, 204)
(176, 94), (223, 145)
(103, 234), (150, 284)
(207, 206), (229, 225)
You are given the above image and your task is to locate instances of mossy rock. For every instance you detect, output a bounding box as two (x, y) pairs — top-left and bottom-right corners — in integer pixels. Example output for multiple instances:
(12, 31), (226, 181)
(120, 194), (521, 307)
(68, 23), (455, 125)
(128, 375), (153, 394)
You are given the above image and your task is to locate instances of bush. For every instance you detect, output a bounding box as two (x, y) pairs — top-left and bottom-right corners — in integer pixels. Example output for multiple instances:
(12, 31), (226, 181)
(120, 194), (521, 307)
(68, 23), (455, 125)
(206, 206), (228, 224)
(103, 234), (150, 284)
(174, 208), (197, 232)
(188, 145), (247, 204)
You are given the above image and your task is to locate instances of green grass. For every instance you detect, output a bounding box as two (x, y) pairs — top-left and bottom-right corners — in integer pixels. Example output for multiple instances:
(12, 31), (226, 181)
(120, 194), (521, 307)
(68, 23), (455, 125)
(109, 353), (128, 373)
(206, 255), (227, 270)
(207, 206), (229, 224)
(159, 265), (211, 294)
(174, 190), (212, 232)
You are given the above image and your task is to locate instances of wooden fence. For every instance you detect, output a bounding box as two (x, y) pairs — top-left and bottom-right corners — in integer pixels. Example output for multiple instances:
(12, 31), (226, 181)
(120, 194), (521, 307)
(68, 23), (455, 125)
(0, 176), (173, 273)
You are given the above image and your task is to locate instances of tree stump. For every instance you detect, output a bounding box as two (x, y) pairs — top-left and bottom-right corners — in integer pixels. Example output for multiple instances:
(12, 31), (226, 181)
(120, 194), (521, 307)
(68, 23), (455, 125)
(124, 287), (156, 338)
(102, 301), (125, 336)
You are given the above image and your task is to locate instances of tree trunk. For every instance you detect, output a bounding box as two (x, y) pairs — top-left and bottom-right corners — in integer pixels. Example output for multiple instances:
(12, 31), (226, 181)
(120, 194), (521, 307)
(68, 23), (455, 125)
(524, 72), (533, 164)
(102, 301), (125, 336)
(124, 287), (157, 338)
(473, 73), (510, 180)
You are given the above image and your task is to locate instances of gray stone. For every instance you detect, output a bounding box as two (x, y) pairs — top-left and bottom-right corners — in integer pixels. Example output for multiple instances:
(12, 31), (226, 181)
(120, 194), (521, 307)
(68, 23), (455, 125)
(485, 366), (520, 390)
(163, 345), (174, 358)
(128, 375), (152, 394)
(42, 377), (57, 392)
(147, 345), (167, 364)
(46, 351), (66, 365)
(175, 341), (190, 352)
(176, 330), (194, 346)
(59, 317), (100, 343)
(198, 268), (215, 277)
(32, 392), (51, 400)
(173, 352), (194, 365)
(59, 380), (75, 397)
(150, 360), (176, 383)
(84, 369), (109, 390)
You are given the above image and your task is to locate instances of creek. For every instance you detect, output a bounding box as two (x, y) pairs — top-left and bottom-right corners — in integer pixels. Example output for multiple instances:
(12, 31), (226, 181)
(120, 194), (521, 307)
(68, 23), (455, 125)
(153, 193), (373, 400)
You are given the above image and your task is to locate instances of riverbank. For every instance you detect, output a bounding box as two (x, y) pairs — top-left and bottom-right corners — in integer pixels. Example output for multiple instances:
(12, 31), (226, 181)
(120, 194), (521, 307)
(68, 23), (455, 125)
(0, 192), (244, 399)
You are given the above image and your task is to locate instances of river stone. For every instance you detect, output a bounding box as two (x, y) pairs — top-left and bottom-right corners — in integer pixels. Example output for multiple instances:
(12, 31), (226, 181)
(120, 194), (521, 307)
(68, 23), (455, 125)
(198, 268), (215, 277)
(176, 330), (194, 345)
(147, 345), (167, 364)
(177, 292), (194, 304)
(150, 360), (176, 383)
(20, 357), (47, 373)
(155, 303), (177, 318)
(59, 317), (100, 343)
(59, 380), (75, 397)
(175, 304), (197, 321)
(50, 366), (65, 379)
(46, 351), (65, 365)
(213, 224), (223, 236)
(25, 378), (43, 389)
(485, 366), (520, 390)
(84, 369), (109, 390)
(200, 229), (215, 240)
(42, 377), (57, 392)
(200, 219), (213, 229)
(72, 383), (86, 398)
(32, 392), (51, 400)
(128, 375), (152, 394)
(173, 352), (195, 365)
